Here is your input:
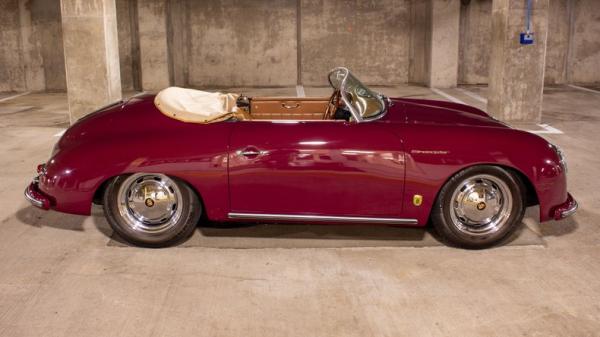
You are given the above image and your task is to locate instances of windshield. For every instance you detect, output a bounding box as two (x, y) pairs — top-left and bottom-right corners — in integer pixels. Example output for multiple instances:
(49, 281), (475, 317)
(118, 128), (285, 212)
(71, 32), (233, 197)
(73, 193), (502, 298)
(328, 67), (386, 122)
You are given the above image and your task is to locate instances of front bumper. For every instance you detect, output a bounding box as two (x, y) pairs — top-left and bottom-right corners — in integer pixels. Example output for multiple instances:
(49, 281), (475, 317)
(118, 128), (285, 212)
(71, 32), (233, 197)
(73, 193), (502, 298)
(24, 177), (51, 210)
(551, 193), (578, 220)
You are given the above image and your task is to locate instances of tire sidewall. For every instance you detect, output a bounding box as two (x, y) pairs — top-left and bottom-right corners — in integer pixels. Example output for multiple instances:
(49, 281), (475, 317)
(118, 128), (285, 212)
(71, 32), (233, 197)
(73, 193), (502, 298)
(103, 174), (201, 248)
(433, 166), (525, 248)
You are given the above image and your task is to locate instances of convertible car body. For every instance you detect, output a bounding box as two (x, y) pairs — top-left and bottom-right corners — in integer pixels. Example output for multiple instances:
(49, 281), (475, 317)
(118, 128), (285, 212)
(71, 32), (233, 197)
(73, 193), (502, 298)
(25, 67), (577, 248)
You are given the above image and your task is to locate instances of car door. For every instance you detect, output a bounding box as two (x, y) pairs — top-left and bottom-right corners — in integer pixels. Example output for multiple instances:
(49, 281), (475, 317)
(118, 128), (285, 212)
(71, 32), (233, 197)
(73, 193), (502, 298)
(228, 120), (406, 219)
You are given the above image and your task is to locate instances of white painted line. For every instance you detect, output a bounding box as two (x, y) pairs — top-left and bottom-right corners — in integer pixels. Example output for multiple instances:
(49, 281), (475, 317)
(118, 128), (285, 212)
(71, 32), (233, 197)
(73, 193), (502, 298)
(430, 88), (466, 105)
(457, 88), (488, 104)
(568, 84), (600, 94)
(54, 129), (66, 137)
(296, 85), (305, 97)
(0, 91), (31, 103)
(432, 87), (562, 135)
(524, 124), (564, 134)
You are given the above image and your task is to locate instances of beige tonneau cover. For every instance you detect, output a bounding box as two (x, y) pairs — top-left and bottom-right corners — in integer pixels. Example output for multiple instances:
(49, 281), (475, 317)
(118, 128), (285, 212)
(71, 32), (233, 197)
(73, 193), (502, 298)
(154, 87), (239, 123)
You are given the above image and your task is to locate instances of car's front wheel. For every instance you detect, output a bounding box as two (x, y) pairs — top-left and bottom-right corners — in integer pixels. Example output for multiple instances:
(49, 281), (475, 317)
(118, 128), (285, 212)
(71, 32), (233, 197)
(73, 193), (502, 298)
(103, 173), (201, 247)
(431, 165), (525, 248)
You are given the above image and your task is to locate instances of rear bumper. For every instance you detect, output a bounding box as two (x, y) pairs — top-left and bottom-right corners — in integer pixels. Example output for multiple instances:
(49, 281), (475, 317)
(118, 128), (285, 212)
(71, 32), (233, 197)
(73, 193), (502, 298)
(24, 177), (51, 210)
(551, 193), (578, 220)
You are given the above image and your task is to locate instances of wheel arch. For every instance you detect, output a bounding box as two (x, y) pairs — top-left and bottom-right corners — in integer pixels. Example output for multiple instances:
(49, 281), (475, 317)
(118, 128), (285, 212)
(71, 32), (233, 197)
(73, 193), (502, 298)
(429, 163), (539, 217)
(92, 173), (208, 219)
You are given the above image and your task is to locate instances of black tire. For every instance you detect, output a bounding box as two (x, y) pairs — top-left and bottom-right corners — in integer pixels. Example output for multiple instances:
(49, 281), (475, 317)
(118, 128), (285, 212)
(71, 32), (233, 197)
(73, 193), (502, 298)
(431, 165), (525, 249)
(103, 174), (201, 248)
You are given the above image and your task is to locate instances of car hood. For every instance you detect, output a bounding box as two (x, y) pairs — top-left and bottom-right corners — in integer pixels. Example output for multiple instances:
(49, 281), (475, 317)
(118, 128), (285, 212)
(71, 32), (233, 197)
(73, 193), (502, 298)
(390, 97), (510, 129)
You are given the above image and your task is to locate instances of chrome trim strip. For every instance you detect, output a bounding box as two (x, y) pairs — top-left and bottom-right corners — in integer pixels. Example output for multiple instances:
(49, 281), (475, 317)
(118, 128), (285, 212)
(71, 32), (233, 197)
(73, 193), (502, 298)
(24, 186), (44, 208)
(561, 199), (578, 218)
(228, 212), (418, 225)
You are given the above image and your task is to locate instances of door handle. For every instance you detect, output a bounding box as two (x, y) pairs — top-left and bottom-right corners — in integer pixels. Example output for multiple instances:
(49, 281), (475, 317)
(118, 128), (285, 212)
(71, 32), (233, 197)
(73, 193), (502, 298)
(236, 147), (266, 158)
(281, 102), (300, 109)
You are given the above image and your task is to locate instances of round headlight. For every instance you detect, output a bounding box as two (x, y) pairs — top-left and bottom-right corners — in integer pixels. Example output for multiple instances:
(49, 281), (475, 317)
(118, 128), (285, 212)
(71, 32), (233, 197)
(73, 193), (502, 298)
(549, 143), (567, 173)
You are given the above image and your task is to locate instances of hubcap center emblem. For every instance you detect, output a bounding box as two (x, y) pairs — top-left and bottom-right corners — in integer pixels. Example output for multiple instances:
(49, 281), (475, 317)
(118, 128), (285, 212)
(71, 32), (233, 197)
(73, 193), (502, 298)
(476, 202), (486, 211)
(145, 198), (155, 207)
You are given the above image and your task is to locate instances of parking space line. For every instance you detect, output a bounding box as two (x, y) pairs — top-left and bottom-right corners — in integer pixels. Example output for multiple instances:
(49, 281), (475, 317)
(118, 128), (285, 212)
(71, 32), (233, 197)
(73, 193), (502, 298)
(430, 88), (466, 105)
(296, 85), (305, 97)
(457, 88), (487, 104)
(524, 124), (564, 135)
(431, 87), (563, 135)
(568, 84), (600, 94)
(0, 91), (31, 103)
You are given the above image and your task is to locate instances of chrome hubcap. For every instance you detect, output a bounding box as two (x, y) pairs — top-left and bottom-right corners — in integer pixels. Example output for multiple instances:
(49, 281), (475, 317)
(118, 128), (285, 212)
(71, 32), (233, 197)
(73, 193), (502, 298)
(117, 173), (183, 235)
(450, 174), (513, 236)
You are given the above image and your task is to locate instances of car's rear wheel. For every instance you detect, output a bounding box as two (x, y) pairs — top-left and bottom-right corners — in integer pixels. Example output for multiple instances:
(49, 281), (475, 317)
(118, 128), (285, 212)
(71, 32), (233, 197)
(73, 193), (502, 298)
(431, 165), (525, 248)
(103, 173), (201, 247)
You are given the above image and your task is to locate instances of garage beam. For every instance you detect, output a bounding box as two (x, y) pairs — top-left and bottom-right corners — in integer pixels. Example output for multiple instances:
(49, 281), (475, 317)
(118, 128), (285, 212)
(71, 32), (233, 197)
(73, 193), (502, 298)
(60, 0), (122, 123)
(488, 0), (549, 122)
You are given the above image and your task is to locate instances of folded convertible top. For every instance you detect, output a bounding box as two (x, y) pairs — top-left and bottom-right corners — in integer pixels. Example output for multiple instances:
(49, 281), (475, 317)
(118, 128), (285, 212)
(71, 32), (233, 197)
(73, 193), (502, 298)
(154, 87), (239, 123)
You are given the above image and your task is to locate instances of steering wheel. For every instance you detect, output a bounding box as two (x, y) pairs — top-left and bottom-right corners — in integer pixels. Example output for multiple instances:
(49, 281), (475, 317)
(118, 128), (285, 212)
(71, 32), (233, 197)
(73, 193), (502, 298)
(323, 90), (342, 120)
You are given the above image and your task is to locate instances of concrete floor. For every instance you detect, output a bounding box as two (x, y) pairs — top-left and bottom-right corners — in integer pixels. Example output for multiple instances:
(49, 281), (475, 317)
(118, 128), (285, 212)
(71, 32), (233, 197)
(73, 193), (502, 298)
(0, 85), (599, 336)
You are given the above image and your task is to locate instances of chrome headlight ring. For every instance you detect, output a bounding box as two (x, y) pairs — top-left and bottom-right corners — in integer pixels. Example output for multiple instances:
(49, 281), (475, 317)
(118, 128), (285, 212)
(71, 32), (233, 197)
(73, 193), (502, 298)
(549, 143), (567, 174)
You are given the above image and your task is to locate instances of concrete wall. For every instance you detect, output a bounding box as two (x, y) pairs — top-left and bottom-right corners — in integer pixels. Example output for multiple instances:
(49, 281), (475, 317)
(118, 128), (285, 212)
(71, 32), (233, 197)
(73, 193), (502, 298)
(301, 0), (410, 86)
(30, 0), (67, 91)
(458, 0), (599, 85)
(113, 0), (600, 88)
(168, 0), (189, 87)
(188, 0), (297, 88)
(116, 0), (140, 91)
(0, 0), (24, 92)
(568, 0), (600, 84)
(487, 0), (549, 122)
(458, 0), (565, 85)
(408, 0), (430, 85)
(2, 0), (600, 92)
(137, 0), (171, 90)
(0, 0), (66, 93)
(61, 0), (122, 122)
(110, 0), (411, 89)
(458, 0), (491, 84)
(545, 0), (569, 84)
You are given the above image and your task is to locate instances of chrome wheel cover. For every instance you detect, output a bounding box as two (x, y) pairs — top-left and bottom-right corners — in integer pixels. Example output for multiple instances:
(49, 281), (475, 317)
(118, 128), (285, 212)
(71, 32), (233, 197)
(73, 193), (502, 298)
(117, 173), (183, 236)
(449, 174), (513, 236)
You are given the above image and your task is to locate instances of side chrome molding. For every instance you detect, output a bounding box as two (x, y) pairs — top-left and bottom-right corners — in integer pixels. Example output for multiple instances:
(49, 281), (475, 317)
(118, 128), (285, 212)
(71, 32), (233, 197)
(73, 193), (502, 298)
(228, 213), (418, 225)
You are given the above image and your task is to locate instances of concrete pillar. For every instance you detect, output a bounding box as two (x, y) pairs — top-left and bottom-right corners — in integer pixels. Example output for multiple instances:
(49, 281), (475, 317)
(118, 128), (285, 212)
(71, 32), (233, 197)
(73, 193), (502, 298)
(60, 0), (122, 123)
(488, 0), (549, 122)
(137, 0), (170, 91)
(0, 0), (26, 92)
(408, 0), (460, 88)
(169, 0), (189, 87)
(18, 0), (45, 92)
(428, 0), (460, 88)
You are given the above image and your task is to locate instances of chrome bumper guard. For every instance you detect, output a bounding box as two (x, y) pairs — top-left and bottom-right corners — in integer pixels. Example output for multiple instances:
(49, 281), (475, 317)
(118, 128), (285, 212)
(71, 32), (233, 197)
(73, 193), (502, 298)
(24, 177), (51, 210)
(552, 193), (578, 220)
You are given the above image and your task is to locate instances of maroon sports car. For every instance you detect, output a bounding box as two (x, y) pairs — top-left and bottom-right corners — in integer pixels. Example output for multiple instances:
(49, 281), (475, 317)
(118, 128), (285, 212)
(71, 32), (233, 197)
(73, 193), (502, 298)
(25, 67), (577, 248)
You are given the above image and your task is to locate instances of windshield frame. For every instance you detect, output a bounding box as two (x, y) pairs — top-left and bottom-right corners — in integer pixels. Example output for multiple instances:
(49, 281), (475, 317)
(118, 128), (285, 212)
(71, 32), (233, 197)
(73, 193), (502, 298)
(327, 67), (387, 123)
